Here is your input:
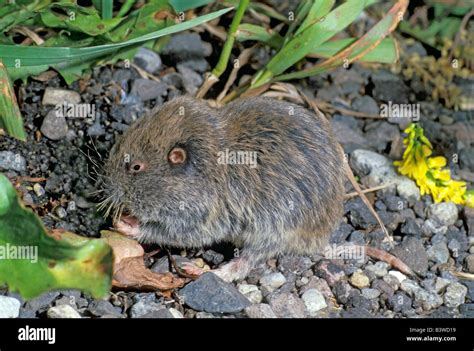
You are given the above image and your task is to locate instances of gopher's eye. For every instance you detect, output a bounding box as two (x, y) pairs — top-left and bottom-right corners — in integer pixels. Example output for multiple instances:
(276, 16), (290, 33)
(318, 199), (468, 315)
(168, 147), (187, 165)
(129, 161), (146, 173)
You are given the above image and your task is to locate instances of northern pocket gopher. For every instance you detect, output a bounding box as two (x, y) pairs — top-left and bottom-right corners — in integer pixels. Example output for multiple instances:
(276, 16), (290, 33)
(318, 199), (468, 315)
(102, 96), (344, 282)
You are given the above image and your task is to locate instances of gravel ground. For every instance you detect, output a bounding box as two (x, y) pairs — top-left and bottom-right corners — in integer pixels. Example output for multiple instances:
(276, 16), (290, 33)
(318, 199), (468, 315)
(0, 30), (473, 319)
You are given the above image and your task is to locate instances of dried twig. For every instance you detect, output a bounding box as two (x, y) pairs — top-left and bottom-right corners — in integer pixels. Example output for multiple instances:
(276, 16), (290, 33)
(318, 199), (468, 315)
(130, 63), (161, 82)
(365, 246), (415, 277)
(452, 271), (474, 281)
(345, 183), (393, 199)
(217, 46), (255, 102)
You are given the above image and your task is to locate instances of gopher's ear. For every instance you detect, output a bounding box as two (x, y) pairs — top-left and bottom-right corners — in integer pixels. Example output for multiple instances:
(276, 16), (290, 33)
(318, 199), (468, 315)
(168, 147), (187, 165)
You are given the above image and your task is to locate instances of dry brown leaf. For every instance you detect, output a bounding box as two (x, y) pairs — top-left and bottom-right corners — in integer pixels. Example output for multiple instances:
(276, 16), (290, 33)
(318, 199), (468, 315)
(112, 257), (185, 291)
(100, 230), (185, 291)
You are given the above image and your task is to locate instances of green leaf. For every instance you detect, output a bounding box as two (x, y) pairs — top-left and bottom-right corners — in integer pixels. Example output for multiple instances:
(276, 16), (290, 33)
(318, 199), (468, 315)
(0, 174), (113, 299)
(251, 0), (368, 87)
(101, 0), (113, 19)
(0, 60), (26, 141)
(310, 37), (398, 64)
(295, 0), (335, 36)
(1, 7), (232, 79)
(40, 3), (124, 36)
(104, 1), (174, 42)
(275, 0), (408, 82)
(236, 23), (283, 49)
(169, 0), (214, 13)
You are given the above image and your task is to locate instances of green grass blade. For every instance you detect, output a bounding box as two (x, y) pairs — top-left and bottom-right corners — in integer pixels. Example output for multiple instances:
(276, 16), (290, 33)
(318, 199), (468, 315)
(0, 60), (26, 141)
(295, 0), (335, 36)
(275, 0), (408, 82)
(251, 0), (368, 87)
(102, 0), (113, 19)
(0, 7), (232, 69)
(235, 23), (283, 49)
(310, 37), (397, 63)
(169, 0), (214, 12)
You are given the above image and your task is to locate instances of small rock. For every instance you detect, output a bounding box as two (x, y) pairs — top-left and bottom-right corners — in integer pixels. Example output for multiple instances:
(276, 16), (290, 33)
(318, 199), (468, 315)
(299, 276), (333, 299)
(463, 207), (474, 236)
(88, 300), (122, 318)
(401, 218), (422, 236)
(24, 292), (59, 313)
(361, 288), (381, 299)
(422, 219), (448, 236)
(301, 289), (327, 315)
(459, 304), (474, 317)
(278, 256), (313, 273)
(259, 272), (287, 292)
(330, 223), (354, 244)
(365, 262), (389, 278)
(47, 305), (81, 319)
(176, 64), (203, 95)
(444, 282), (467, 308)
(372, 69), (409, 104)
(55, 206), (67, 219)
(372, 279), (395, 297)
(333, 281), (353, 304)
(314, 260), (345, 286)
(244, 304), (277, 318)
(434, 277), (451, 293)
(390, 236), (428, 275)
(41, 110), (68, 140)
(141, 309), (174, 318)
(131, 300), (163, 318)
(428, 202), (458, 227)
(42, 88), (80, 105)
(383, 195), (406, 212)
(427, 241), (450, 264)
(465, 255), (474, 273)
(87, 119), (105, 137)
(350, 271), (370, 289)
(202, 250), (225, 266)
(349, 149), (420, 201)
(162, 33), (212, 60)
(0, 151), (26, 172)
(130, 79), (168, 101)
(133, 47), (162, 73)
(178, 58), (209, 73)
(195, 312), (215, 318)
(345, 198), (378, 229)
(180, 273), (250, 313)
(349, 230), (366, 245)
(0, 296), (20, 318)
(168, 308), (184, 318)
(401, 279), (442, 310)
(237, 284), (263, 304)
(352, 95), (379, 115)
(151, 255), (192, 273)
(341, 306), (373, 318)
(439, 115), (454, 125)
(269, 293), (306, 318)
(388, 293), (412, 313)
(33, 183), (45, 197)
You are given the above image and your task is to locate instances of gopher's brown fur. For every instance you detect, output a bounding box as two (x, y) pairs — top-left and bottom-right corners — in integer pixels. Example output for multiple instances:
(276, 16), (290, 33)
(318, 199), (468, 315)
(104, 96), (344, 281)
